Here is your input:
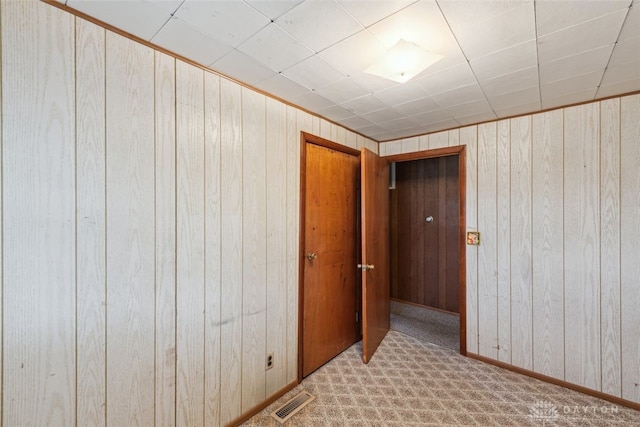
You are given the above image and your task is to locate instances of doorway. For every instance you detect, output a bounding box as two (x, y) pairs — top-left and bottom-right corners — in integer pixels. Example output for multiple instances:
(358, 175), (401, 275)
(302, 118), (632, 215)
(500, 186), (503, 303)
(386, 146), (467, 355)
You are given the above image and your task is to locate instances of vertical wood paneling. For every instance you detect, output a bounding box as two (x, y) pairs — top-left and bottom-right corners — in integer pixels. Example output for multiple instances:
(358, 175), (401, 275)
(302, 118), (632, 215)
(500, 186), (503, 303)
(287, 106), (302, 384)
(204, 71), (222, 426)
(266, 98), (288, 396)
(621, 94), (640, 403)
(219, 78), (243, 425)
(176, 60), (205, 427)
(105, 32), (155, 425)
(532, 110), (565, 380)
(510, 116), (533, 370)
(429, 130), (448, 149)
(448, 129), (460, 147)
(2, 2), (76, 424)
(76, 18), (106, 427)
(461, 126), (479, 354)
(320, 118), (332, 140)
(477, 122), (498, 359)
(600, 98), (621, 397)
(401, 136), (419, 153)
(241, 88), (267, 412)
(564, 103), (601, 391)
(496, 119), (511, 363)
(154, 51), (177, 426)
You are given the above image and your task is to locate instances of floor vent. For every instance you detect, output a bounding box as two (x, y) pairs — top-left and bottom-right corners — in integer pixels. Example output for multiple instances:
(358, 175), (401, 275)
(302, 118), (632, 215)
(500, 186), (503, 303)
(270, 391), (316, 424)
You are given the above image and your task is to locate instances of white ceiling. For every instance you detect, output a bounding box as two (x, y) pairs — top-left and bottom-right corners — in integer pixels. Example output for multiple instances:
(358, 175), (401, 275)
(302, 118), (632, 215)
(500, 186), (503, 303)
(60, 0), (640, 141)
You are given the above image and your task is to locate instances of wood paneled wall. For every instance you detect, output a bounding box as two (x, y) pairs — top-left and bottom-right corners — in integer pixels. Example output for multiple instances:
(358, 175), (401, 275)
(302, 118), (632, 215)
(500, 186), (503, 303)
(381, 94), (640, 404)
(0, 1), (378, 425)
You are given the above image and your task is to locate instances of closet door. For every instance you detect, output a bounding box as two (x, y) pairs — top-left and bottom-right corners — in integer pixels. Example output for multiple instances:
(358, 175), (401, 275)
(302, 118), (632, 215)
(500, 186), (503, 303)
(360, 148), (390, 363)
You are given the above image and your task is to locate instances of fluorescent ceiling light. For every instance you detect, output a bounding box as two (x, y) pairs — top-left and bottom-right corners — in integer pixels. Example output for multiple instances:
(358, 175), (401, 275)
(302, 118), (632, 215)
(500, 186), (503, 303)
(364, 39), (444, 84)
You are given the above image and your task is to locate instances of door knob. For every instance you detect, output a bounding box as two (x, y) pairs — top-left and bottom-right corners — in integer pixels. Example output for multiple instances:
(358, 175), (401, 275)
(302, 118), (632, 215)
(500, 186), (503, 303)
(425, 216), (434, 223)
(357, 264), (375, 271)
(306, 252), (317, 261)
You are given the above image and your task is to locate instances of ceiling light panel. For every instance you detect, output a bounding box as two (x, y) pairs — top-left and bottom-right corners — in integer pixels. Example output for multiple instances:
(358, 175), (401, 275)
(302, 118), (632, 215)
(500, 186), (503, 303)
(535, 0), (631, 37)
(238, 24), (315, 72)
(174, 0), (270, 47)
(276, 0), (364, 52)
(68, 0), (171, 40)
(281, 56), (345, 90)
(364, 39), (444, 83)
(537, 9), (628, 63)
(152, 18), (233, 66)
(245, 0), (304, 20)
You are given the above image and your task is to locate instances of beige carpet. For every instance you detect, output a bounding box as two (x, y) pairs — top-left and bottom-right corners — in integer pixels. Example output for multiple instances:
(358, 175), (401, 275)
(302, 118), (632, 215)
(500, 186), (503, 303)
(390, 300), (459, 352)
(242, 330), (640, 426)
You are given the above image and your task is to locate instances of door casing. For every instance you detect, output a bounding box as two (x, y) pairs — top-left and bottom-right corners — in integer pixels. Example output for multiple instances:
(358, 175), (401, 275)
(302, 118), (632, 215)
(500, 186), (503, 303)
(385, 145), (467, 356)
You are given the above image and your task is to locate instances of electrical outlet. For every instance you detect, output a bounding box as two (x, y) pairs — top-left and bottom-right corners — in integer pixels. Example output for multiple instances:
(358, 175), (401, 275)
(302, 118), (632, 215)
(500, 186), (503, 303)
(266, 352), (274, 371)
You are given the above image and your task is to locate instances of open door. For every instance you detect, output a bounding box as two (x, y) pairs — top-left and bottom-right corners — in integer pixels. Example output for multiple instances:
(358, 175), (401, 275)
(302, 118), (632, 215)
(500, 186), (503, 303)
(360, 148), (390, 363)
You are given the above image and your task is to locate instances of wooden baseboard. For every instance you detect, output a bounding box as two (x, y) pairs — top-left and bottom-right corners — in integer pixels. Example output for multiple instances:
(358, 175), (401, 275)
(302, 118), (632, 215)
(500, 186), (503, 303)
(466, 352), (640, 411)
(225, 380), (299, 427)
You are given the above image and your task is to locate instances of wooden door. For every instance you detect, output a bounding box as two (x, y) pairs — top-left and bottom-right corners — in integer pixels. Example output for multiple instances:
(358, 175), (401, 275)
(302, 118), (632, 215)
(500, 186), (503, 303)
(390, 156), (460, 313)
(360, 148), (390, 363)
(302, 142), (360, 377)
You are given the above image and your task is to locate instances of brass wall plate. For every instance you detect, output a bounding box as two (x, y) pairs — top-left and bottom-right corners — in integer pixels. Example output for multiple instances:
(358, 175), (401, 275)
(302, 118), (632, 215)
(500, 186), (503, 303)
(467, 231), (480, 245)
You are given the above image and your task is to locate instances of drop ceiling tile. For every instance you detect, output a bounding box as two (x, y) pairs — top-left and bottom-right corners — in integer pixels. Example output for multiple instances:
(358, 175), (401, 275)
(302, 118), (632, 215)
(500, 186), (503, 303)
(431, 84), (486, 108)
(494, 101), (541, 119)
(253, 74), (309, 101)
(281, 56), (346, 90)
(291, 92), (335, 111)
(377, 116), (418, 131)
(146, 0), (184, 15)
(374, 80), (430, 106)
(470, 40), (537, 81)
(535, 0), (630, 37)
(238, 24), (314, 72)
(602, 35), (640, 80)
(174, 0), (270, 47)
(339, 115), (376, 130)
(276, 0), (364, 52)
(314, 78), (370, 105)
(359, 124), (388, 138)
(539, 44), (614, 84)
(68, 0), (171, 40)
(455, 111), (498, 126)
(540, 71), (603, 100)
(317, 104), (356, 121)
(487, 86), (540, 111)
(480, 66), (539, 97)
(542, 88), (597, 109)
(393, 96), (440, 116)
(152, 18), (233, 66)
(361, 108), (403, 124)
(340, 95), (389, 115)
(449, 1), (536, 60)
(318, 30), (387, 76)
(597, 78), (640, 98)
(348, 70), (398, 93)
(417, 63), (477, 96)
(376, 129), (421, 142)
(245, 0), (304, 20)
(537, 9), (628, 63)
(444, 98), (494, 119)
(619, 1), (639, 41)
(438, 0), (527, 29)
(408, 110), (454, 125)
(211, 50), (277, 85)
(337, 0), (417, 27)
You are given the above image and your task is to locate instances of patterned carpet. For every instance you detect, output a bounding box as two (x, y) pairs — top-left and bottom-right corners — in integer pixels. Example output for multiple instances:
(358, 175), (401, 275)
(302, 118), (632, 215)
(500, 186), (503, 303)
(241, 330), (640, 426)
(390, 300), (459, 352)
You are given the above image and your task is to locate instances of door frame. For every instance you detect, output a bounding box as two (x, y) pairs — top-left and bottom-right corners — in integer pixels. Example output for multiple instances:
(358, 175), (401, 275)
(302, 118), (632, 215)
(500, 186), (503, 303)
(298, 132), (361, 382)
(385, 145), (467, 356)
